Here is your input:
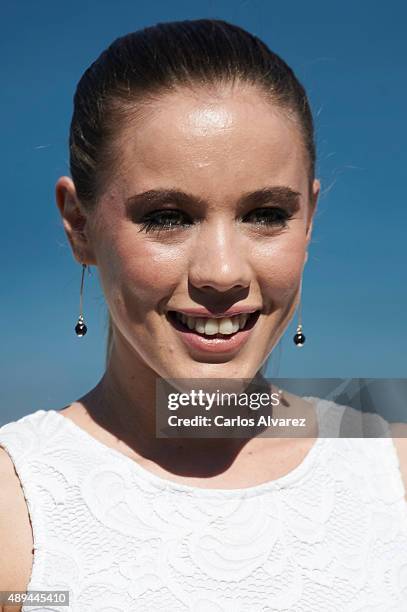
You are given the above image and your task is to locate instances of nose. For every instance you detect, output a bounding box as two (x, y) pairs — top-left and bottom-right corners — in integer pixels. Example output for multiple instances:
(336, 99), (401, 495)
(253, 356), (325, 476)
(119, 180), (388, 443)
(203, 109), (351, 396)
(188, 218), (252, 293)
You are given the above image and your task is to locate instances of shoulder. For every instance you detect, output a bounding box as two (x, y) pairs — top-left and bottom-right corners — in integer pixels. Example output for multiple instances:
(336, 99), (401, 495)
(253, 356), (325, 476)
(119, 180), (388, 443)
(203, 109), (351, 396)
(389, 422), (407, 502)
(0, 445), (33, 592)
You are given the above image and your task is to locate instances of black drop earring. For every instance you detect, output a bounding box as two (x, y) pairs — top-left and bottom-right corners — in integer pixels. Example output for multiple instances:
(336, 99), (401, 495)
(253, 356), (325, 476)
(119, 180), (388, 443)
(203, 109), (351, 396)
(293, 324), (305, 347)
(75, 263), (88, 337)
(293, 292), (306, 347)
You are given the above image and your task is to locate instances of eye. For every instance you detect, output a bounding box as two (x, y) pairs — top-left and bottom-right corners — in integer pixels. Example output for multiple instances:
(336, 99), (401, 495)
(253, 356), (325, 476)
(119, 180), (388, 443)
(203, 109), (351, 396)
(243, 207), (293, 228)
(138, 210), (191, 234)
(137, 206), (293, 235)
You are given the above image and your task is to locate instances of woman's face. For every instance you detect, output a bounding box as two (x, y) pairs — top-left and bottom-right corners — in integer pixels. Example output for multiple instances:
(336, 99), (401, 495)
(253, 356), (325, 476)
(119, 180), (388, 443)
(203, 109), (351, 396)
(68, 84), (319, 380)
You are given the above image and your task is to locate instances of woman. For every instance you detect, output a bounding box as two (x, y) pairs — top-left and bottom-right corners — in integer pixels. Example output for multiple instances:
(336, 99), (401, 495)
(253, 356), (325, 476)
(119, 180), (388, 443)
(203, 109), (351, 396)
(1, 18), (407, 611)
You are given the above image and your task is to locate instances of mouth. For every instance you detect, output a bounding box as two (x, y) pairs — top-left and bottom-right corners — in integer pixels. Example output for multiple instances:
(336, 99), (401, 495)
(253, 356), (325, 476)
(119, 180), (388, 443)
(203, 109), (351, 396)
(166, 309), (261, 346)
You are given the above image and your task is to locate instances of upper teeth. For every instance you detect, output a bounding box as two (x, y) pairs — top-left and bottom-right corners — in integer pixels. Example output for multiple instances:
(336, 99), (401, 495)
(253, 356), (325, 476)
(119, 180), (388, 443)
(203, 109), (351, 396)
(175, 312), (250, 335)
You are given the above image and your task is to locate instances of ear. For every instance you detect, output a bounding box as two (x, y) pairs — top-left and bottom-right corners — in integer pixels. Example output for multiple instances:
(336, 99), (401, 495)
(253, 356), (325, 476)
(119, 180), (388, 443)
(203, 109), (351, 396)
(305, 178), (320, 253)
(55, 176), (97, 266)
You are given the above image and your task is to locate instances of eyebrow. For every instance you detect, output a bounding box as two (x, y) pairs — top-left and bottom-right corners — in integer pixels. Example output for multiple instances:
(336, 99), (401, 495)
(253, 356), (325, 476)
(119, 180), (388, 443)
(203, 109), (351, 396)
(125, 185), (302, 214)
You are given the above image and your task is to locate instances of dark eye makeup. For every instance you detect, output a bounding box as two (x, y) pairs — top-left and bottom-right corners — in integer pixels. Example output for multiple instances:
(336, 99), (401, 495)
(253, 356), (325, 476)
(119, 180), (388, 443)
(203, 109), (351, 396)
(137, 207), (294, 235)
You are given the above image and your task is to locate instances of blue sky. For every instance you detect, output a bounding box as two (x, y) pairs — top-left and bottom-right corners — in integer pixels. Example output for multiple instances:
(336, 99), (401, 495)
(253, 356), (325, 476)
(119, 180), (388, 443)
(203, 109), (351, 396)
(1, 0), (406, 423)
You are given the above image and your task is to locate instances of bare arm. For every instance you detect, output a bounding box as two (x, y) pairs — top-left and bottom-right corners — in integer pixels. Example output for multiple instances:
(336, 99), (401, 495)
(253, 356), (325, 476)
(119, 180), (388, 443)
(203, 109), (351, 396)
(0, 446), (34, 611)
(389, 423), (407, 503)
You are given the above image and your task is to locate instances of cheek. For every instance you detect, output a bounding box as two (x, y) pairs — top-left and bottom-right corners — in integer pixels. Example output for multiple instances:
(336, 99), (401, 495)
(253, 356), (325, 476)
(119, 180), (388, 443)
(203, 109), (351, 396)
(97, 231), (186, 321)
(253, 233), (306, 306)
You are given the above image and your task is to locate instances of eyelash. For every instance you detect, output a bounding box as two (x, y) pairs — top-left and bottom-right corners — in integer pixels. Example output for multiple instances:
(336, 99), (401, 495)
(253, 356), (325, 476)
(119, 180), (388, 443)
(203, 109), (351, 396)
(138, 208), (293, 234)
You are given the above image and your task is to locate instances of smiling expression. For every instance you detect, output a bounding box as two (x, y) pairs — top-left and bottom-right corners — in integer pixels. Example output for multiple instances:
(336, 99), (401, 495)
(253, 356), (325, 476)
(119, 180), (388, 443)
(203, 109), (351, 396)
(83, 83), (319, 379)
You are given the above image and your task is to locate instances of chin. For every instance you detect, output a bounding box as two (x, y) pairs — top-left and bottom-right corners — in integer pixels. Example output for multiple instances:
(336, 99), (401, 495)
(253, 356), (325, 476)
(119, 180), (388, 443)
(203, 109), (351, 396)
(166, 359), (260, 380)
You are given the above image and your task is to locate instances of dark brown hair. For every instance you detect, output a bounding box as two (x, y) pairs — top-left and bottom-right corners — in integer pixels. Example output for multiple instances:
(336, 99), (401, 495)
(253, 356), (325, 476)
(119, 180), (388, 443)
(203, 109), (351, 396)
(68, 18), (316, 364)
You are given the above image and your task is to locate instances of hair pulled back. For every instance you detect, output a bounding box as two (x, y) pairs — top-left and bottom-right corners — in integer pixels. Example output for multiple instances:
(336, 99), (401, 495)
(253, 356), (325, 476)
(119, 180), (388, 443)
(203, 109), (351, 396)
(68, 18), (316, 363)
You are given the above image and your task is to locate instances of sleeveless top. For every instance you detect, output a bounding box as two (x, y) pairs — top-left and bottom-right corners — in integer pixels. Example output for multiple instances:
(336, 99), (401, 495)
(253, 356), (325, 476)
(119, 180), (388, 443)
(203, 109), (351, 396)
(1, 398), (407, 612)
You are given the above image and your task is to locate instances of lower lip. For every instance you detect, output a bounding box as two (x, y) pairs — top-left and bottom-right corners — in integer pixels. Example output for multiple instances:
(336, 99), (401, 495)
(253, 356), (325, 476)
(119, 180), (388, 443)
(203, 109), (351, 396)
(166, 311), (261, 354)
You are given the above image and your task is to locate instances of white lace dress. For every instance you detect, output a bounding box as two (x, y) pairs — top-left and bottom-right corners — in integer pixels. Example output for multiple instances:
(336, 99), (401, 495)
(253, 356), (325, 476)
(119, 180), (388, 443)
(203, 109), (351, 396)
(0, 398), (406, 611)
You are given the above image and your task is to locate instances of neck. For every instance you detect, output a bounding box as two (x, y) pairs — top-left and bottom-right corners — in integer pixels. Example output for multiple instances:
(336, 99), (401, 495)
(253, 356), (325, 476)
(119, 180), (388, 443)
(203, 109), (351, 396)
(79, 335), (265, 475)
(77, 332), (313, 479)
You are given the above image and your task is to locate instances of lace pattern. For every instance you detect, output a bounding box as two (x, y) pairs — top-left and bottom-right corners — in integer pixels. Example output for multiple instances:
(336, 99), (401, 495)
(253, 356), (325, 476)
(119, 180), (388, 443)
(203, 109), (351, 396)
(0, 398), (406, 611)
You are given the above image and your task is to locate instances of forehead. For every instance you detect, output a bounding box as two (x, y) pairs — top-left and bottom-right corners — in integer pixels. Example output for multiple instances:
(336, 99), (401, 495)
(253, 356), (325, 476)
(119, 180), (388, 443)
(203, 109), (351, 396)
(111, 85), (308, 200)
